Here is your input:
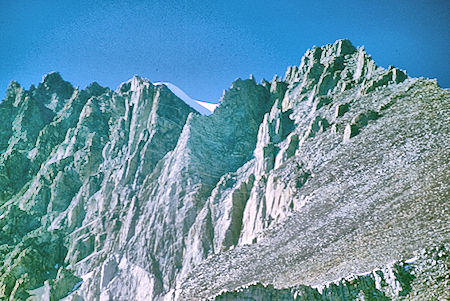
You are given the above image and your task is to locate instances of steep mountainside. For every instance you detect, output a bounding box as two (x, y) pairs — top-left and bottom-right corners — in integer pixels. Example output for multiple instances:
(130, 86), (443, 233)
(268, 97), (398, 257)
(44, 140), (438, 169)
(0, 40), (448, 301)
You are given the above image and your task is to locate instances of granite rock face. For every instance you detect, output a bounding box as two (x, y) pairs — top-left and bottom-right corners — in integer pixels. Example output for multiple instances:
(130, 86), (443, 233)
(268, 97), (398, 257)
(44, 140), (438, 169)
(0, 40), (448, 300)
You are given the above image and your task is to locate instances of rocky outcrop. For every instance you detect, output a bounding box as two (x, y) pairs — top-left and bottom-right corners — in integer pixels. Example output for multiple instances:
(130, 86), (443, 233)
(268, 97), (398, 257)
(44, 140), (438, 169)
(214, 244), (449, 301)
(0, 40), (448, 300)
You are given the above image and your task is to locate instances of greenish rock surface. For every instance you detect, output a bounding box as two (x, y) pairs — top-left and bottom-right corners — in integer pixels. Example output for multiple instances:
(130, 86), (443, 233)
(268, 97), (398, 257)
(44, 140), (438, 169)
(0, 40), (448, 300)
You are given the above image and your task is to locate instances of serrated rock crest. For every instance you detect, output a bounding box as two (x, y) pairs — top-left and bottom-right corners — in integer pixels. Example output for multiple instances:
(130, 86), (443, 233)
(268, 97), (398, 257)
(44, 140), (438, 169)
(0, 40), (448, 300)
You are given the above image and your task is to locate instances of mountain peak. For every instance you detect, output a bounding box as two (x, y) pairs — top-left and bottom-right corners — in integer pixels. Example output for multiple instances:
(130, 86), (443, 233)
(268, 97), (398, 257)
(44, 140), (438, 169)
(0, 40), (448, 301)
(7, 80), (21, 91)
(117, 76), (218, 115)
(42, 71), (64, 85)
(333, 38), (357, 56)
(85, 81), (108, 97)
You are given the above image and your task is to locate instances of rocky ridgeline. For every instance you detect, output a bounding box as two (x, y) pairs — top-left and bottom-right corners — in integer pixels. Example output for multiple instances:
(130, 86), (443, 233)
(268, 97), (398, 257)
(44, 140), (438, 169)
(0, 40), (448, 300)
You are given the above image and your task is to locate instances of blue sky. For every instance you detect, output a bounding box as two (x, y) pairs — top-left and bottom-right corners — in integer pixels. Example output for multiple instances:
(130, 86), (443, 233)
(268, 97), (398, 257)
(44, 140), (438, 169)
(1, 0), (449, 102)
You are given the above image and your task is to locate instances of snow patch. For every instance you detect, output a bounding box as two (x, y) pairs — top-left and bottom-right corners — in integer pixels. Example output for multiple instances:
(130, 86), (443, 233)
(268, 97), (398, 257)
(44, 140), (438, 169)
(81, 271), (94, 282)
(153, 82), (218, 115)
(27, 282), (51, 301)
(72, 280), (83, 291)
(356, 271), (372, 277)
(405, 256), (419, 264)
(196, 100), (219, 112)
(27, 148), (38, 159)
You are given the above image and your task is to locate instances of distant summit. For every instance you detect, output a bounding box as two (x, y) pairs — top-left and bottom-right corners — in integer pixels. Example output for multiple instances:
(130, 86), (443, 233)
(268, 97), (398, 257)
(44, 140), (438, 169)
(153, 81), (218, 115)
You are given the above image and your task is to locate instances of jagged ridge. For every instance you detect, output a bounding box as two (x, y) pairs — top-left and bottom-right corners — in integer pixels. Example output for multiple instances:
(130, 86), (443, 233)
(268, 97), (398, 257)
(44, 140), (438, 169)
(0, 40), (448, 301)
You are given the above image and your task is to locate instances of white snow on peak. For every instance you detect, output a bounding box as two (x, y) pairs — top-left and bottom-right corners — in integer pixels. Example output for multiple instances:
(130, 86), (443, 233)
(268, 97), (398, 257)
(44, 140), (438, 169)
(153, 82), (218, 115)
(195, 100), (218, 112)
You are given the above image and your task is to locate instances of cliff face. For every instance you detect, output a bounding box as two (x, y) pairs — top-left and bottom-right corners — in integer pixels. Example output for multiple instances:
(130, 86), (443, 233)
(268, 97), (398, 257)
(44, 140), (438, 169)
(0, 40), (448, 301)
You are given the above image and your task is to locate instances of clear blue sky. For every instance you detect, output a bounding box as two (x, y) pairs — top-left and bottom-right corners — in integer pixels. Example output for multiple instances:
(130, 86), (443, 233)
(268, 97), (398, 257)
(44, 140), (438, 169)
(1, 0), (449, 102)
